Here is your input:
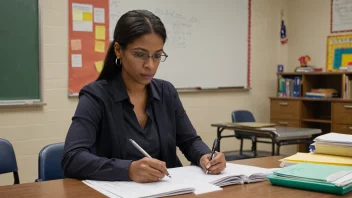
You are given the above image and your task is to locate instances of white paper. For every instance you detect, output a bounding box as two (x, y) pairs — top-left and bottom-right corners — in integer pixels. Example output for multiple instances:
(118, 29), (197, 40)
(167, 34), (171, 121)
(72, 3), (92, 12)
(83, 179), (195, 198)
(72, 54), (82, 67)
(94, 8), (105, 23)
(73, 21), (92, 32)
(314, 132), (352, 144)
(72, 3), (93, 32)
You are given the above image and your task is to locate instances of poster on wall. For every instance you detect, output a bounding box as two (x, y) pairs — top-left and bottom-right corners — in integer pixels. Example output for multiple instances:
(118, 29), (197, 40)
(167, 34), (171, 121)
(68, 0), (109, 96)
(326, 34), (352, 71)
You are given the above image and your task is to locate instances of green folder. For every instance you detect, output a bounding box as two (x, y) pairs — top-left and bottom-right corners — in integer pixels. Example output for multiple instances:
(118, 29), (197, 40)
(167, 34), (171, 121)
(268, 163), (352, 195)
(268, 175), (352, 195)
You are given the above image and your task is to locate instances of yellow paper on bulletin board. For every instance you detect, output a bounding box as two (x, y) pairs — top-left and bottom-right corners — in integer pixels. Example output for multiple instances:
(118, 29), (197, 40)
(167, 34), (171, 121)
(326, 34), (352, 71)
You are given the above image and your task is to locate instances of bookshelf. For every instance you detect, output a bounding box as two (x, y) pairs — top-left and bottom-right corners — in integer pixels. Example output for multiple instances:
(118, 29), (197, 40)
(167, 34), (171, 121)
(270, 72), (352, 152)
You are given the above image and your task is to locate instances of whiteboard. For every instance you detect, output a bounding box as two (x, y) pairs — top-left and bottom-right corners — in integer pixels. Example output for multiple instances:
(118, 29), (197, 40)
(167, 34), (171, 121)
(331, 0), (352, 32)
(109, 0), (250, 89)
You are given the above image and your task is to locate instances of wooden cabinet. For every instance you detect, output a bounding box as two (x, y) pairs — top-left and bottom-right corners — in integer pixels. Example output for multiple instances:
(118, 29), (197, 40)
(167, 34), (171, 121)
(270, 100), (301, 120)
(332, 102), (352, 124)
(270, 119), (300, 127)
(270, 72), (352, 152)
(332, 124), (352, 134)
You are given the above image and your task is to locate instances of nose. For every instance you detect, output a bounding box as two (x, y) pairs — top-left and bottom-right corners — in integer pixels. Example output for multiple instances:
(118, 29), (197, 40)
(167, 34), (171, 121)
(143, 56), (156, 69)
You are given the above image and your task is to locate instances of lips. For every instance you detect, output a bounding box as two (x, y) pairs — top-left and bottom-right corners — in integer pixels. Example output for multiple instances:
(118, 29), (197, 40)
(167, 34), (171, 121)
(141, 74), (154, 79)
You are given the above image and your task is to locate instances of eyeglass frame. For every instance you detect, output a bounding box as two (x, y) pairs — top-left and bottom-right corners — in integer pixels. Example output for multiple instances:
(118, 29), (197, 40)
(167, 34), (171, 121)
(129, 50), (169, 62)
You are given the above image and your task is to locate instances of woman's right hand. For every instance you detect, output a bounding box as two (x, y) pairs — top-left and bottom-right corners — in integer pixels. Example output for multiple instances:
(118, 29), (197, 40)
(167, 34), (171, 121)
(128, 157), (168, 183)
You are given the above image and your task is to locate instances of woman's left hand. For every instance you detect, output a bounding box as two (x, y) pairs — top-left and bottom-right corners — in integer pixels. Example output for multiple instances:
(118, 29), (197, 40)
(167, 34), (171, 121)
(199, 152), (226, 174)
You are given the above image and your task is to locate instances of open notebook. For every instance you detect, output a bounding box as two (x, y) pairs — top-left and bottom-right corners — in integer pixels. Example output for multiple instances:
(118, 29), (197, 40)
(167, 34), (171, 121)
(168, 163), (277, 187)
(83, 163), (276, 197)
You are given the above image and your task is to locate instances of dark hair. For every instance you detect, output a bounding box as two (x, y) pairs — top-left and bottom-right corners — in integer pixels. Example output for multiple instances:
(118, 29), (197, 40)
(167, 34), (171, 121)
(97, 10), (167, 81)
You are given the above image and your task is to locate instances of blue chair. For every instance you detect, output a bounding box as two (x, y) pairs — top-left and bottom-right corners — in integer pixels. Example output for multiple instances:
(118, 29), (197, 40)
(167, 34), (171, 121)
(36, 142), (65, 182)
(232, 110), (274, 157)
(0, 138), (20, 184)
(232, 110), (257, 156)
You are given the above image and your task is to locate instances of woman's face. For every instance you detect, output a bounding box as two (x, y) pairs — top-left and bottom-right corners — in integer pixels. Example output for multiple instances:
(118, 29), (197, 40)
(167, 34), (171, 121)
(116, 33), (165, 86)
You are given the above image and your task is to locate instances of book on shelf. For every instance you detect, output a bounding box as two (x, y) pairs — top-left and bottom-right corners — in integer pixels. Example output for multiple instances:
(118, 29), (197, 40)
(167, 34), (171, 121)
(305, 89), (338, 98)
(278, 76), (302, 97)
(344, 75), (352, 99)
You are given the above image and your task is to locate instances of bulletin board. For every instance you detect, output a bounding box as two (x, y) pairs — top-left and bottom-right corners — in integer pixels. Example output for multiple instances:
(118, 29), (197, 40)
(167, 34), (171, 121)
(326, 34), (352, 71)
(68, 0), (109, 95)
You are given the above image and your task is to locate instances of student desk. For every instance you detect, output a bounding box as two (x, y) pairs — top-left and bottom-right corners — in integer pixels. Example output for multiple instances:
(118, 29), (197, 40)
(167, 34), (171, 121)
(211, 123), (322, 155)
(0, 156), (348, 198)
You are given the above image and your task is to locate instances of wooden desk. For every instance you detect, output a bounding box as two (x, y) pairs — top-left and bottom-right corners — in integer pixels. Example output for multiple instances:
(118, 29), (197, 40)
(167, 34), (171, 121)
(0, 156), (348, 198)
(211, 123), (322, 155)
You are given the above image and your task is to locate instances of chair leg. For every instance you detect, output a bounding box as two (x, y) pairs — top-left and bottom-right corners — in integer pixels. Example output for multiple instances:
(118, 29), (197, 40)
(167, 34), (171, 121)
(276, 145), (281, 156)
(254, 141), (257, 157)
(271, 142), (275, 156)
(251, 136), (257, 157)
(239, 138), (243, 155)
(13, 171), (20, 184)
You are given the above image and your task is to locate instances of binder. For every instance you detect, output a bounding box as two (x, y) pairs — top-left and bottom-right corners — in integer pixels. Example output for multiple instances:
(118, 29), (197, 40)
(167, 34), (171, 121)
(268, 163), (352, 195)
(268, 175), (352, 195)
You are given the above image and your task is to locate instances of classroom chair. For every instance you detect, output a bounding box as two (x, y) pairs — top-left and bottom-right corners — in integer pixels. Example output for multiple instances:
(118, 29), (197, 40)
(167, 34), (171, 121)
(35, 142), (65, 182)
(232, 110), (276, 157)
(0, 138), (20, 184)
(232, 110), (257, 155)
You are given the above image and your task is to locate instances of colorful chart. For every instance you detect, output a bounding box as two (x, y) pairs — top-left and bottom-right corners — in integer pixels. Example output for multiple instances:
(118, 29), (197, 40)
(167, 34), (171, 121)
(68, 0), (109, 95)
(326, 34), (352, 71)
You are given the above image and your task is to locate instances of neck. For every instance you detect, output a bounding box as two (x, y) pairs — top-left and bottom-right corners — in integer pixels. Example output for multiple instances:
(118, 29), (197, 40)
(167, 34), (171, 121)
(121, 69), (146, 96)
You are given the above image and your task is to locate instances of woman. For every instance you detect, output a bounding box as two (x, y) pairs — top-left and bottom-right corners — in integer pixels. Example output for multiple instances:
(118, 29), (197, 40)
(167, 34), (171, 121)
(61, 10), (226, 183)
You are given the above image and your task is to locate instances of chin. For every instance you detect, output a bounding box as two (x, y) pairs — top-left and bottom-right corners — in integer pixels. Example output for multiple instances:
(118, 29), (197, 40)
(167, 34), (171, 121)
(137, 78), (152, 86)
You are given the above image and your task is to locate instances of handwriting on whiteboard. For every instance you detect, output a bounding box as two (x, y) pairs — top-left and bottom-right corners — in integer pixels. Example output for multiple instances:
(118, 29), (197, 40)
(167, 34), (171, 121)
(332, 0), (352, 32)
(154, 8), (199, 48)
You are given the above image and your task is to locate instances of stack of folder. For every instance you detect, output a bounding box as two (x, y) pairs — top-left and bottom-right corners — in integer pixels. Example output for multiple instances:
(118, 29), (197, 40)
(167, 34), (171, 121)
(280, 133), (352, 167)
(268, 163), (352, 195)
(310, 132), (352, 157)
(268, 132), (352, 195)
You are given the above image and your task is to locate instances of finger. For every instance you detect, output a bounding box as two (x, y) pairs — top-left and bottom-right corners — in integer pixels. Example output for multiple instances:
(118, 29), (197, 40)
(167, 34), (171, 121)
(144, 164), (166, 178)
(209, 152), (225, 166)
(201, 154), (211, 170)
(209, 163), (222, 172)
(147, 173), (161, 182)
(209, 162), (226, 174)
(146, 159), (168, 176)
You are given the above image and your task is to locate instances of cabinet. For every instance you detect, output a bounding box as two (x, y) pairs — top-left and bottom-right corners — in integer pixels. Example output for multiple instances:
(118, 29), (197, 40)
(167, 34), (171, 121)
(270, 72), (352, 152)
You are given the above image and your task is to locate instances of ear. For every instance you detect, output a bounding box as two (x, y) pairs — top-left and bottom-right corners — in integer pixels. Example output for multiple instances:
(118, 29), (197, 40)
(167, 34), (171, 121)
(114, 42), (123, 58)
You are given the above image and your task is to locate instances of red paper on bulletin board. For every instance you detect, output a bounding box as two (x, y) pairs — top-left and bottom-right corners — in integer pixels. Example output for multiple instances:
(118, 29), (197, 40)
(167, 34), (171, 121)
(68, 0), (109, 95)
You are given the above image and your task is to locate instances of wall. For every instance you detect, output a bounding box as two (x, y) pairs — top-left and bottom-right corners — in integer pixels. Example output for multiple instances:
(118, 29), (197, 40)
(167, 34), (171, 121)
(0, 0), (294, 185)
(287, 0), (332, 71)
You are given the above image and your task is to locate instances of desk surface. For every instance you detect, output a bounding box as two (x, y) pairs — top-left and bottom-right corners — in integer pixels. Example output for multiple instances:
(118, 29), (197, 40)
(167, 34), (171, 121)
(212, 123), (322, 140)
(0, 156), (347, 198)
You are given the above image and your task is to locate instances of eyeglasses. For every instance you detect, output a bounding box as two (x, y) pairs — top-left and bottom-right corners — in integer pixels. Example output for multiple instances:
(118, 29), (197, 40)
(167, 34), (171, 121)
(130, 51), (168, 62)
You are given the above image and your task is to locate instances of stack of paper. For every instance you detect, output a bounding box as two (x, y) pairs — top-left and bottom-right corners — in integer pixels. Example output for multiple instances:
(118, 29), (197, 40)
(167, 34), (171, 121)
(268, 163), (352, 195)
(310, 133), (352, 157)
(83, 163), (277, 197)
(83, 179), (197, 198)
(279, 152), (352, 168)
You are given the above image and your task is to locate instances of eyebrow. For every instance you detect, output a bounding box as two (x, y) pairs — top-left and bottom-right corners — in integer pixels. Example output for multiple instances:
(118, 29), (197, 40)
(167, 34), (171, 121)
(132, 47), (164, 53)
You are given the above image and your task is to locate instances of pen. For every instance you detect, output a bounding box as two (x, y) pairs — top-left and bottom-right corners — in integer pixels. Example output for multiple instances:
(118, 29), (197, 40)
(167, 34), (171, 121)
(129, 139), (171, 178)
(206, 138), (219, 175)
